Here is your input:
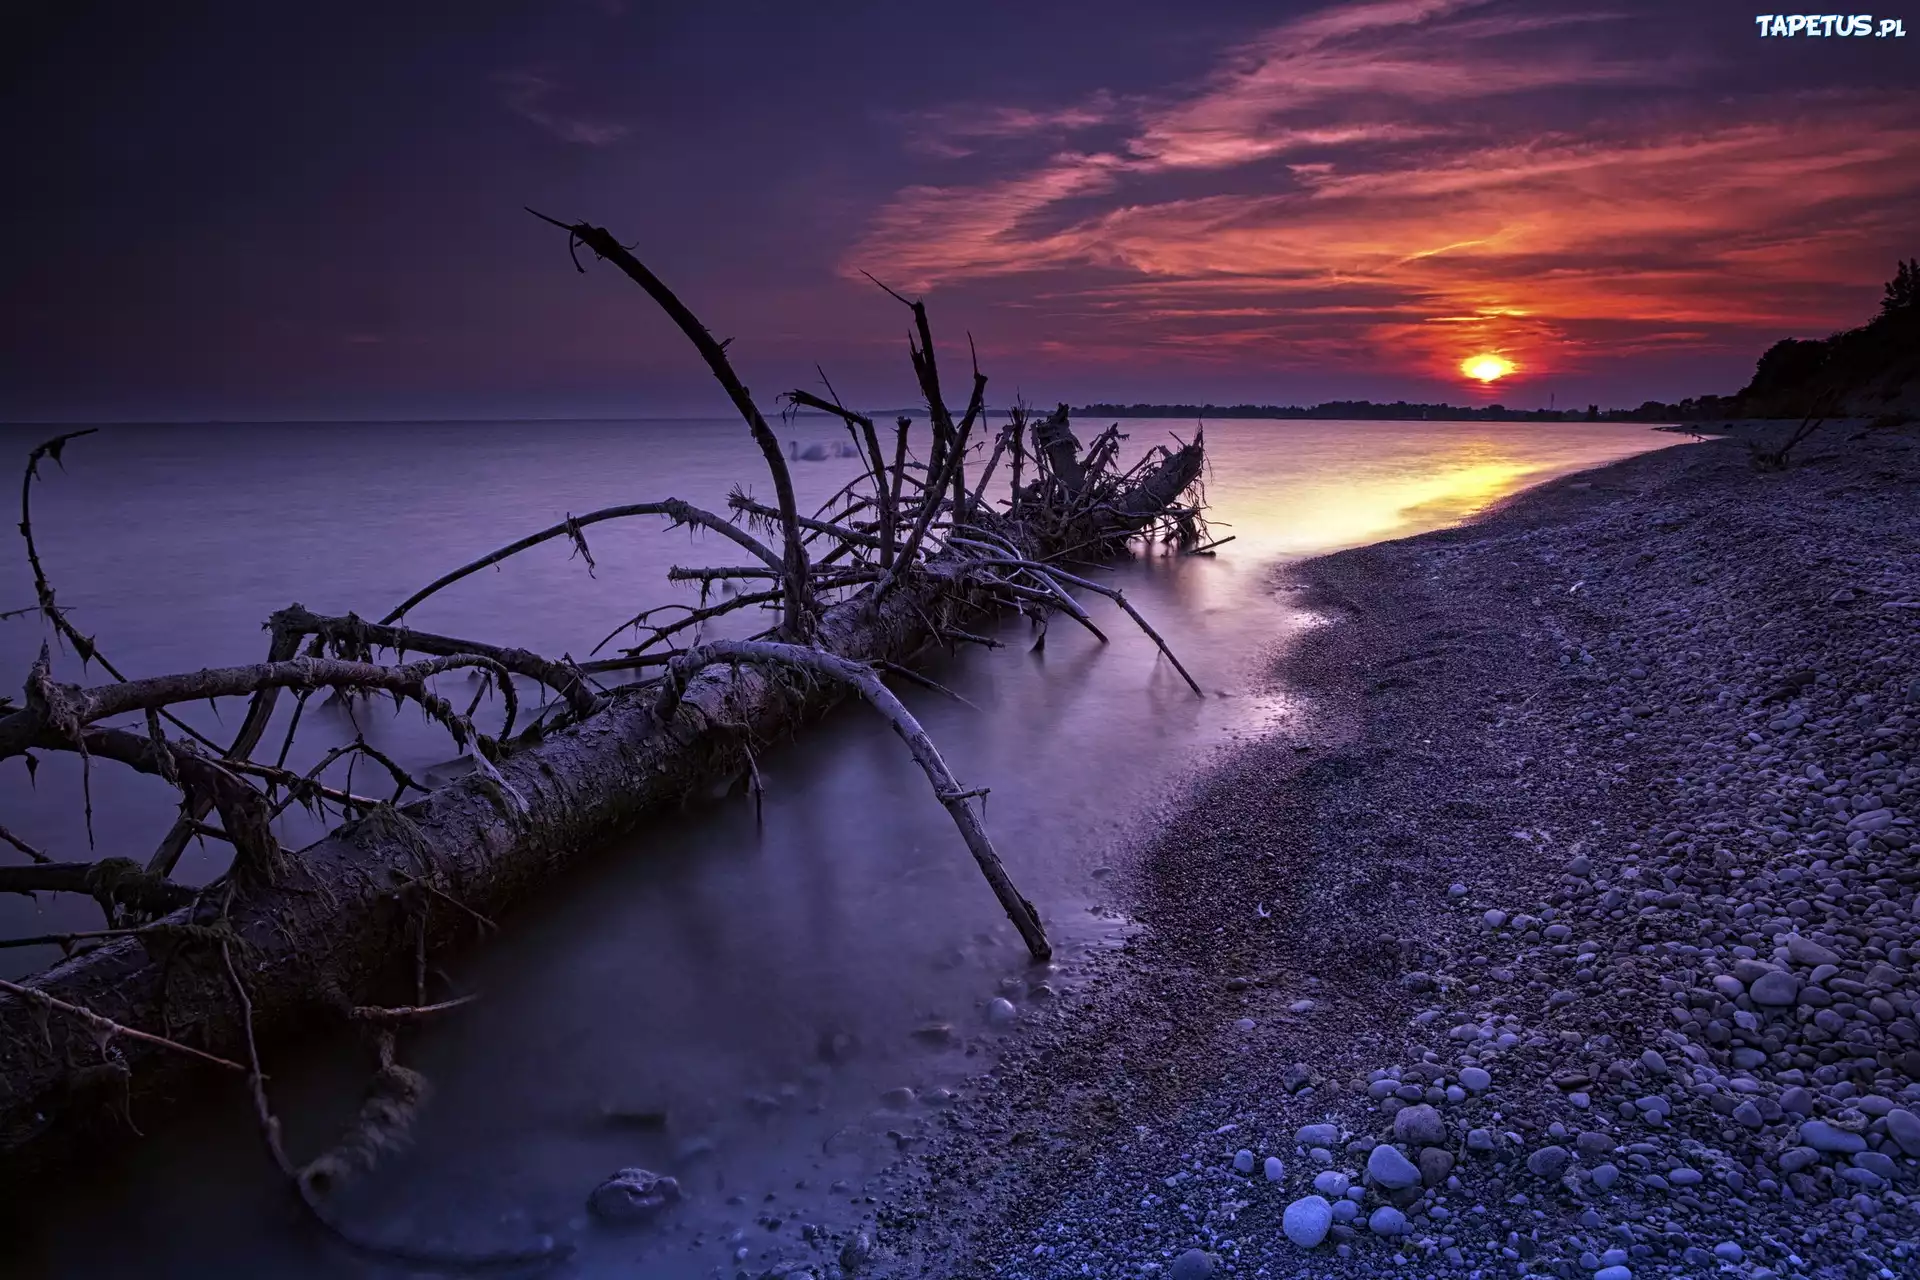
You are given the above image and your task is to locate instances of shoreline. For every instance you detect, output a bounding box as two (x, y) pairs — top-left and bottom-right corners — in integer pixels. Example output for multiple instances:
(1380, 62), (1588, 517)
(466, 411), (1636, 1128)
(867, 423), (1920, 1278)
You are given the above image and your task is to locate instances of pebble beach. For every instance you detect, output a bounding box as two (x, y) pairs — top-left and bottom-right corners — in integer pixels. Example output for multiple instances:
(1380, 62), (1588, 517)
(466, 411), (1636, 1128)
(855, 423), (1920, 1280)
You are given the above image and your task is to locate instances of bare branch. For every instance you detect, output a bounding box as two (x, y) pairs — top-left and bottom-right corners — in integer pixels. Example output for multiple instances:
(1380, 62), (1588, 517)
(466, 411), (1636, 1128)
(529, 211), (812, 638)
(653, 640), (1048, 959)
(380, 499), (782, 626)
(273, 604), (601, 720)
(0, 821), (52, 864)
(964, 557), (1203, 696)
(0, 858), (196, 916)
(348, 994), (479, 1025)
(0, 975), (247, 1072)
(0, 653), (517, 763)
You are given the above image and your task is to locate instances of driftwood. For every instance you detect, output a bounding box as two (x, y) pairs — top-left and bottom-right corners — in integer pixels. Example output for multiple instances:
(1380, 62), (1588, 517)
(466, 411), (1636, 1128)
(0, 217), (1208, 1225)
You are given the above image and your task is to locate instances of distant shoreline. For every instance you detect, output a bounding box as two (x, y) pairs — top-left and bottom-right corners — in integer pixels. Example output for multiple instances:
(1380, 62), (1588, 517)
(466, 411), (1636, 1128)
(1075, 401), (1682, 424)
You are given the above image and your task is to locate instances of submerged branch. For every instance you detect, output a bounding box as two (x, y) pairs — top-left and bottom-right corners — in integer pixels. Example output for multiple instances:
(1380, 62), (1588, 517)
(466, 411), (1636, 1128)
(653, 640), (1049, 959)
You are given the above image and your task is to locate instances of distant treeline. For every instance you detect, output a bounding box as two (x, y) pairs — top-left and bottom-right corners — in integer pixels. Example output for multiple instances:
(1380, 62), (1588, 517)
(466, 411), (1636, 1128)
(1730, 258), (1918, 420)
(1075, 401), (1684, 423)
(1081, 258), (1918, 427)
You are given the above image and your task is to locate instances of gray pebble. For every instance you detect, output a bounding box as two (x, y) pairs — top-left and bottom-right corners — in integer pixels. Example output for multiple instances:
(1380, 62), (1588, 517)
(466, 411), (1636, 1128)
(1368, 1205), (1408, 1237)
(1170, 1248), (1215, 1280)
(1786, 935), (1840, 967)
(1886, 1108), (1920, 1157)
(1295, 1122), (1340, 1147)
(1393, 1103), (1446, 1147)
(1366, 1144), (1422, 1190)
(587, 1168), (682, 1224)
(1526, 1145), (1571, 1179)
(1313, 1170), (1350, 1197)
(1750, 970), (1801, 1005)
(1282, 1194), (1334, 1248)
(1798, 1119), (1866, 1154)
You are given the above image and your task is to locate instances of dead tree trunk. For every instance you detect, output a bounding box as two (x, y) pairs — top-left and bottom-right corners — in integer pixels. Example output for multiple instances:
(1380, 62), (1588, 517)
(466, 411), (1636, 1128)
(0, 229), (1209, 1187)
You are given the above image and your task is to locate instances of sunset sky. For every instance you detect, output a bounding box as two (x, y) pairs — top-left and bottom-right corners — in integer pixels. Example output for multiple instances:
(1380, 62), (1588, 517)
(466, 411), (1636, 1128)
(3, 0), (1916, 420)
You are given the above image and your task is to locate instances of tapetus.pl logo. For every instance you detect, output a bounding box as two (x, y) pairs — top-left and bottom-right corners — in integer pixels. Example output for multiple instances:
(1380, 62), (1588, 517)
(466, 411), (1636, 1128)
(1754, 13), (1907, 35)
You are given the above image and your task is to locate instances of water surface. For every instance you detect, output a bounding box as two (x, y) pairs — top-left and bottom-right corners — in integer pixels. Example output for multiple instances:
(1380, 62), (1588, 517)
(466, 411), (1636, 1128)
(0, 416), (1674, 1277)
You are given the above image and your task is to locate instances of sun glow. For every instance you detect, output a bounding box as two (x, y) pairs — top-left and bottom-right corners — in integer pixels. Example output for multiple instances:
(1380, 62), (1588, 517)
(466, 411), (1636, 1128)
(1461, 354), (1515, 383)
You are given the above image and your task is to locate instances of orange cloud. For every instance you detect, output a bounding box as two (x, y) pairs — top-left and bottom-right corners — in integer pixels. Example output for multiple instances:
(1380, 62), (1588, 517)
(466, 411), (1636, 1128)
(846, 0), (1920, 393)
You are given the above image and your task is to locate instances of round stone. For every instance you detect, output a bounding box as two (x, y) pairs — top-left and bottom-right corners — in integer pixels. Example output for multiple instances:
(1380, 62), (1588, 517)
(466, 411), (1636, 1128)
(1418, 1147), (1455, 1186)
(985, 997), (1017, 1026)
(1786, 935), (1840, 967)
(1885, 1108), (1920, 1157)
(1170, 1248), (1215, 1280)
(1282, 1195), (1334, 1248)
(1233, 1148), (1254, 1173)
(587, 1168), (683, 1224)
(1366, 1144), (1422, 1190)
(1265, 1156), (1286, 1182)
(1295, 1122), (1340, 1147)
(1393, 1103), (1447, 1147)
(1750, 970), (1802, 1006)
(1798, 1119), (1866, 1154)
(1368, 1205), (1409, 1237)
(1313, 1170), (1349, 1197)
(1526, 1145), (1572, 1179)
(1595, 1267), (1632, 1280)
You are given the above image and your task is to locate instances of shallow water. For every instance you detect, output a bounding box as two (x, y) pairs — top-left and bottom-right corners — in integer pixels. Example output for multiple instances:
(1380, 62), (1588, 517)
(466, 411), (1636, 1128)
(0, 416), (1675, 1277)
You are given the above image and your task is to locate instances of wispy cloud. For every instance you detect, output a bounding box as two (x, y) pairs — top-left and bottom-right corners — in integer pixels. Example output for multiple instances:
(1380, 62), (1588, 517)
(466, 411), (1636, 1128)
(893, 91), (1126, 159)
(844, 0), (1920, 390)
(496, 70), (629, 147)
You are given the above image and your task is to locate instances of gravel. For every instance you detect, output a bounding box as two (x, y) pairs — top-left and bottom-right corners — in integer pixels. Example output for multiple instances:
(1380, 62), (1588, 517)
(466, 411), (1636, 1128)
(862, 427), (1920, 1279)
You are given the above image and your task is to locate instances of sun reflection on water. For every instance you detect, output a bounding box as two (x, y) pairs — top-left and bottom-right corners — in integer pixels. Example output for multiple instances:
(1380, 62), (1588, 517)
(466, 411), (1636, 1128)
(1117, 419), (1677, 613)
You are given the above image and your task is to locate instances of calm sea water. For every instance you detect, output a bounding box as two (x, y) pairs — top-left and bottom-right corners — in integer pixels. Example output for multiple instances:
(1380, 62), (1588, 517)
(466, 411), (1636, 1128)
(0, 417), (1674, 1277)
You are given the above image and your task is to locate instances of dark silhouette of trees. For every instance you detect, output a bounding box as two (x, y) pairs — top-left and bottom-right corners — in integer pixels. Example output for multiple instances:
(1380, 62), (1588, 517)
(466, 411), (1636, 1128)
(1882, 258), (1918, 318)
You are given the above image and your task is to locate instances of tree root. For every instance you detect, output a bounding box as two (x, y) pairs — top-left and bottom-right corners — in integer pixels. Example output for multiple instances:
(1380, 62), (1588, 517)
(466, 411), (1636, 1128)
(220, 943), (569, 1271)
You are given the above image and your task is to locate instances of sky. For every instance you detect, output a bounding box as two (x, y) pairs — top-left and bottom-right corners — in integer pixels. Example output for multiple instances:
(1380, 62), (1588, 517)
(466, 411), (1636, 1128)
(2, 0), (1916, 420)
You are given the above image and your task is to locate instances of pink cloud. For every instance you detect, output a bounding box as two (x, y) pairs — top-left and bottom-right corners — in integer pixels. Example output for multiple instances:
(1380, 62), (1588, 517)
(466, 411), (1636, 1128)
(840, 0), (1920, 391)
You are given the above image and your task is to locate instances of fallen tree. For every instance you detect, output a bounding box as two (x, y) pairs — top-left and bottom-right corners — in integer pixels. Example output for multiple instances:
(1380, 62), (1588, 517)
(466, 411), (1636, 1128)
(0, 216), (1206, 1253)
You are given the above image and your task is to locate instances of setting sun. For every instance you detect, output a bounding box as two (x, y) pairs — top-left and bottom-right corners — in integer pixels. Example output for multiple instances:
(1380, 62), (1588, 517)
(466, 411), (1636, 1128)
(1461, 354), (1515, 383)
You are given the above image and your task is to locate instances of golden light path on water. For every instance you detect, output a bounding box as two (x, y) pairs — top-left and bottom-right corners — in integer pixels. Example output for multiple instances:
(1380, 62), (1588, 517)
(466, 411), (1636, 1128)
(1137, 419), (1677, 614)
